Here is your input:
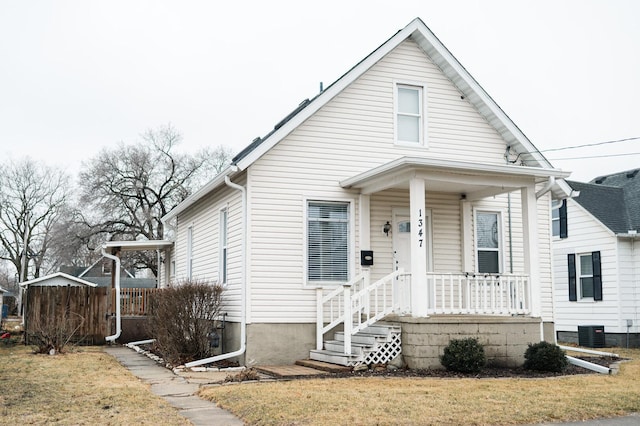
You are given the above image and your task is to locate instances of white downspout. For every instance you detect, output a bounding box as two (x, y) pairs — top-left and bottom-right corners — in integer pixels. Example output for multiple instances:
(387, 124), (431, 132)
(186, 167), (246, 368)
(102, 247), (122, 342)
(535, 176), (555, 199)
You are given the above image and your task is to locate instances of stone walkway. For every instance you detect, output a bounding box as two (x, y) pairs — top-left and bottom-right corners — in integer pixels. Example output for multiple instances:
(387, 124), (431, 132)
(104, 346), (244, 426)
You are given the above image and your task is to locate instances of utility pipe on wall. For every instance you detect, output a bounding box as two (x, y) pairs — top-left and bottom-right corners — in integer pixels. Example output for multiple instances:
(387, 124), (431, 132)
(102, 246), (122, 342)
(186, 168), (247, 368)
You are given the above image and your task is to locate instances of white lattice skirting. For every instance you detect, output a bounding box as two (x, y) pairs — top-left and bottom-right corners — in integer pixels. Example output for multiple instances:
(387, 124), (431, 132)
(363, 333), (402, 365)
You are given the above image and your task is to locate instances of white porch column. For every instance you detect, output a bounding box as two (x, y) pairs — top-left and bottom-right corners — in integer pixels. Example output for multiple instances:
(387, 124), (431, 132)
(410, 177), (429, 317)
(521, 184), (540, 317)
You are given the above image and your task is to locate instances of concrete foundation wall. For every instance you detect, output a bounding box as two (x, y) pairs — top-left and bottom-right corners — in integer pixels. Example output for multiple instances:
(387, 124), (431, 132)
(557, 331), (640, 348)
(118, 317), (152, 343)
(388, 315), (543, 369)
(245, 323), (316, 365)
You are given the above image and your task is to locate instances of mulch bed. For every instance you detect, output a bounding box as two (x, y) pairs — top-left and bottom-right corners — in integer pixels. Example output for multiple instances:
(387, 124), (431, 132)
(344, 356), (623, 379)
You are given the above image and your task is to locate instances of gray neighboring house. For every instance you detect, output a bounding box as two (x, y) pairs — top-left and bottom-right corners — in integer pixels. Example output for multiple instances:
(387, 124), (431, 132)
(553, 169), (640, 347)
(60, 260), (157, 289)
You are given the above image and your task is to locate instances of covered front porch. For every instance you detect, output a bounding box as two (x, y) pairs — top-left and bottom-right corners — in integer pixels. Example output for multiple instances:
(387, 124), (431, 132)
(341, 156), (570, 319)
(312, 157), (569, 367)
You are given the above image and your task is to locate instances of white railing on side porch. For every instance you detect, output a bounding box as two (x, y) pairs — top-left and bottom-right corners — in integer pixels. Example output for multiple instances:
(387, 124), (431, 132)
(316, 269), (404, 355)
(427, 273), (530, 315)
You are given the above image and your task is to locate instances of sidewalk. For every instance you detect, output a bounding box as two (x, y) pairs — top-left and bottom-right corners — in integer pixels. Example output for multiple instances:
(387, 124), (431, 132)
(104, 346), (244, 426)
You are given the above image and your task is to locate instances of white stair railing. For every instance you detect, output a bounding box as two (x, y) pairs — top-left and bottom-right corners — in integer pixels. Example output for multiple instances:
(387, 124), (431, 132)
(316, 273), (366, 353)
(316, 270), (404, 356)
(351, 269), (405, 334)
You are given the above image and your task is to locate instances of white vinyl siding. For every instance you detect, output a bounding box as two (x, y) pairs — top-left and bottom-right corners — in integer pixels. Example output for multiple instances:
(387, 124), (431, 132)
(553, 199), (621, 332)
(242, 38), (552, 323)
(174, 177), (244, 322)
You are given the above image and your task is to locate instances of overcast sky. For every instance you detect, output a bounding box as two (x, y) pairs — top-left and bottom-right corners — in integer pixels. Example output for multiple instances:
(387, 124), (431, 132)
(1, 0), (638, 183)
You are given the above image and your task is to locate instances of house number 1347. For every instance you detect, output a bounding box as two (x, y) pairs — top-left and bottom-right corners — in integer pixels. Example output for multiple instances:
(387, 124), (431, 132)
(417, 209), (424, 247)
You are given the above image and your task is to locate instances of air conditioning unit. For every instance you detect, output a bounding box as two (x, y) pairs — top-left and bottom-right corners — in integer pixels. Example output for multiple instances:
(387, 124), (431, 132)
(578, 325), (605, 348)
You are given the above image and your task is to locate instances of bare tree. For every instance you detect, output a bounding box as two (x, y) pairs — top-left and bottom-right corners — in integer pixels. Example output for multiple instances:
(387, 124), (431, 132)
(78, 124), (232, 276)
(46, 207), (104, 272)
(0, 158), (70, 282)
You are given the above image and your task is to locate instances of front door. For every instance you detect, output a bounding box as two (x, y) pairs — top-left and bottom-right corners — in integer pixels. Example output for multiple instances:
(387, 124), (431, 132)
(393, 208), (432, 313)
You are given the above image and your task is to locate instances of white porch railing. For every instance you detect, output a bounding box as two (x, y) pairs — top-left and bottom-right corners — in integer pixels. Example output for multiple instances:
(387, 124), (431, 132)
(316, 269), (404, 355)
(427, 273), (530, 315)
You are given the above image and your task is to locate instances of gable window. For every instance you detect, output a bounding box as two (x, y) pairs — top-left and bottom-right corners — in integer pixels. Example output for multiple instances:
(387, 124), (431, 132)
(552, 199), (568, 238)
(568, 252), (602, 301)
(219, 208), (228, 285)
(396, 84), (424, 145)
(476, 211), (501, 274)
(307, 201), (349, 283)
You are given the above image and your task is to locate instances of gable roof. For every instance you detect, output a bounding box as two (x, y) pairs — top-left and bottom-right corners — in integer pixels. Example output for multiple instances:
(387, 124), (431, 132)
(233, 17), (551, 170)
(19, 272), (98, 288)
(569, 168), (640, 234)
(164, 17), (570, 223)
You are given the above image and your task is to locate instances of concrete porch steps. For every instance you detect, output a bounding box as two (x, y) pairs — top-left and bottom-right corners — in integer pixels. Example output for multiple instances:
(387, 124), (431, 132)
(309, 322), (402, 366)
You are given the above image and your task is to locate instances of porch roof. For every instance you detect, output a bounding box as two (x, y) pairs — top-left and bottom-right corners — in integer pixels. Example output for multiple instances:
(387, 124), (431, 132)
(101, 240), (174, 252)
(340, 157), (572, 199)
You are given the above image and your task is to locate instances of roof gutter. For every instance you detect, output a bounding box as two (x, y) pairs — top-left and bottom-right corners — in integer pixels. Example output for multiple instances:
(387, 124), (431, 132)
(102, 246), (122, 343)
(185, 166), (246, 368)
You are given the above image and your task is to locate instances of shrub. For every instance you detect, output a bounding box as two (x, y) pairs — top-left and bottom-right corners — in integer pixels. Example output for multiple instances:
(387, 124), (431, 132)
(146, 279), (224, 366)
(28, 311), (84, 354)
(523, 341), (567, 372)
(224, 368), (260, 382)
(440, 337), (486, 373)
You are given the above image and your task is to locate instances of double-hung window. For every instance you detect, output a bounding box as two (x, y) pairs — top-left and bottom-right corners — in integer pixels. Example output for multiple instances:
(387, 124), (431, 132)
(307, 201), (349, 283)
(186, 225), (193, 280)
(568, 252), (602, 301)
(551, 199), (567, 238)
(396, 84), (424, 145)
(476, 211), (501, 274)
(219, 209), (228, 285)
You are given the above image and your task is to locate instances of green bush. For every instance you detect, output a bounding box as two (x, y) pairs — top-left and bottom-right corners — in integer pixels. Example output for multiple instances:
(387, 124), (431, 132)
(440, 337), (486, 373)
(523, 341), (568, 372)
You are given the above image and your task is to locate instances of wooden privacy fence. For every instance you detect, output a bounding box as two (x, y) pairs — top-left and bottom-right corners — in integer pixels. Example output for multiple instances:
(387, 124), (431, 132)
(25, 285), (108, 345)
(112, 288), (159, 316)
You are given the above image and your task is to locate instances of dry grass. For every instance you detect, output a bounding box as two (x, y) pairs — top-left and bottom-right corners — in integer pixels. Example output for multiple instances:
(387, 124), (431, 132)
(0, 344), (190, 425)
(200, 348), (640, 426)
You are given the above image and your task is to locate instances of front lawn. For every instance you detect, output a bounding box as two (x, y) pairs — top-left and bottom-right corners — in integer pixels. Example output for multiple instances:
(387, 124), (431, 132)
(199, 348), (640, 425)
(0, 344), (190, 425)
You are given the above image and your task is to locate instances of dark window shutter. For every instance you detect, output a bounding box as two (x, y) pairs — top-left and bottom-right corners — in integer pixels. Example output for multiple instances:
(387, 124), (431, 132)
(568, 253), (577, 301)
(559, 199), (568, 239)
(592, 251), (602, 301)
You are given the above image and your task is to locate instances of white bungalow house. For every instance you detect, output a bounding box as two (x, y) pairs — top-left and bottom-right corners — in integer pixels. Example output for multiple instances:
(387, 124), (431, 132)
(553, 170), (640, 348)
(153, 18), (572, 369)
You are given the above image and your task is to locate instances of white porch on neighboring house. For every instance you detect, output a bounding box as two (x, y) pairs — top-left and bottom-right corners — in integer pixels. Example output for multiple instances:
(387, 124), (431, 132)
(311, 157), (569, 367)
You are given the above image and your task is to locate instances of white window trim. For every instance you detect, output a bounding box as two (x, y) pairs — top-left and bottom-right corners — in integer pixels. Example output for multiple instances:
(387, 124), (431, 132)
(551, 199), (561, 239)
(473, 209), (504, 274)
(393, 79), (428, 147)
(577, 252), (594, 301)
(303, 196), (355, 287)
(219, 207), (228, 286)
(186, 224), (193, 281)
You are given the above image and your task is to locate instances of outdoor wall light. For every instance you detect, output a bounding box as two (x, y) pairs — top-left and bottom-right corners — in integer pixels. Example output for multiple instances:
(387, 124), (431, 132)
(383, 221), (391, 237)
